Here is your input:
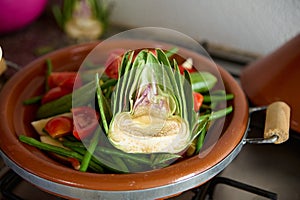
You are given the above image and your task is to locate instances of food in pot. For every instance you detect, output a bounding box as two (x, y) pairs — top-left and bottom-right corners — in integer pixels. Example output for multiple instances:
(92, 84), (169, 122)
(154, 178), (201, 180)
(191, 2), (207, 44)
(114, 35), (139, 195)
(19, 47), (234, 173)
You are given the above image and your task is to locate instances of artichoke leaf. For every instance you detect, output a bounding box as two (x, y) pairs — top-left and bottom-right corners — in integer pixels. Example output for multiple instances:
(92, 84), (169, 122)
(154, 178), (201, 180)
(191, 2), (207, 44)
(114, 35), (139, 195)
(183, 70), (197, 130)
(162, 57), (181, 115)
(112, 51), (134, 115)
(156, 48), (172, 68)
(173, 59), (186, 120)
(123, 51), (145, 112)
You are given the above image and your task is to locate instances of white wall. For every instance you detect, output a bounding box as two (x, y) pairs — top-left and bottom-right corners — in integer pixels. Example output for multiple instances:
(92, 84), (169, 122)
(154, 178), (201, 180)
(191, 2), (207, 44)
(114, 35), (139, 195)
(109, 0), (300, 55)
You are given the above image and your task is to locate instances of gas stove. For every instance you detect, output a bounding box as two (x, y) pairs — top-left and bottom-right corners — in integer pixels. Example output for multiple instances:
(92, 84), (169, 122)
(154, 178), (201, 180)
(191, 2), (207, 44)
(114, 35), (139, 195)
(1, 13), (300, 200)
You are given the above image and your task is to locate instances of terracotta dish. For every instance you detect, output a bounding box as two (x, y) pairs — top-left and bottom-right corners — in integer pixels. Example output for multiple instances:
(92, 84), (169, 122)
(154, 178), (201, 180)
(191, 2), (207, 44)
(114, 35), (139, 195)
(0, 41), (249, 199)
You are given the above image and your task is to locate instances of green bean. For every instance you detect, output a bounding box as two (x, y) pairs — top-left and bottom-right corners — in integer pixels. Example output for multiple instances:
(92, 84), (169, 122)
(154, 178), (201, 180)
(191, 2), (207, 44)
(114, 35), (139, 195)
(66, 145), (86, 154)
(104, 87), (113, 99)
(45, 58), (53, 92)
(36, 80), (96, 119)
(96, 74), (109, 134)
(203, 93), (234, 103)
(19, 135), (104, 173)
(95, 146), (151, 165)
(63, 140), (150, 171)
(66, 146), (103, 167)
(198, 106), (233, 123)
(101, 78), (117, 90)
(79, 128), (101, 172)
(64, 140), (152, 165)
(23, 95), (42, 105)
(195, 122), (208, 154)
(63, 140), (85, 149)
(19, 135), (84, 159)
(85, 158), (105, 172)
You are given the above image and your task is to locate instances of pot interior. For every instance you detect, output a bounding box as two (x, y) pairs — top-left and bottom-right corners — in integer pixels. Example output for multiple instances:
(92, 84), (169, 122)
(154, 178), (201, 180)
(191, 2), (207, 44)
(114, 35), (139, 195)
(0, 40), (249, 195)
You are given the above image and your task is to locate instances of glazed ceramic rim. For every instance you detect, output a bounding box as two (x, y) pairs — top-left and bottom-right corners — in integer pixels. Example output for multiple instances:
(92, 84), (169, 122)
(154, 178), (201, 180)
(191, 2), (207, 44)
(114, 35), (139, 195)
(0, 40), (249, 192)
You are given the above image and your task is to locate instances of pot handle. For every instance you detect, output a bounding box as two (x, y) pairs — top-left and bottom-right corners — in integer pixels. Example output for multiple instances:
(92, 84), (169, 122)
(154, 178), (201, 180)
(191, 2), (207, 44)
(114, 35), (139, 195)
(245, 101), (290, 144)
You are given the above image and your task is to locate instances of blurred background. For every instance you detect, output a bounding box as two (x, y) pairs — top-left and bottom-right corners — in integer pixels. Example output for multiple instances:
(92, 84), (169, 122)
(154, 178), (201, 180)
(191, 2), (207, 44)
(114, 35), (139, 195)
(109, 0), (300, 55)
(1, 0), (299, 58)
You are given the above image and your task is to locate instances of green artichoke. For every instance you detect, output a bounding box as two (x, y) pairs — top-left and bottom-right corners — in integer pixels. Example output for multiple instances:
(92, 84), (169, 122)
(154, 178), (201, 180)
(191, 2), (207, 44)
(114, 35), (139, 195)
(104, 48), (201, 154)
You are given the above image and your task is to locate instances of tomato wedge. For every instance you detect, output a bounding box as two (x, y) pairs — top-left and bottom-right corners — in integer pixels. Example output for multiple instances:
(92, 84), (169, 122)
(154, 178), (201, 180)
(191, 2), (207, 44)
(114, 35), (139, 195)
(41, 86), (72, 104)
(72, 106), (100, 140)
(178, 65), (197, 74)
(104, 49), (126, 79)
(44, 116), (73, 138)
(193, 92), (204, 112)
(104, 49), (157, 79)
(48, 72), (82, 90)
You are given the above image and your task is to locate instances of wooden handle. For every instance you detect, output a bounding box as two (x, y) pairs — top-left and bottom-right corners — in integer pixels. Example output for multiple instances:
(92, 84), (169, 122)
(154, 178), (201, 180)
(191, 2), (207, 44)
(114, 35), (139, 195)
(264, 101), (290, 144)
(0, 58), (7, 76)
(0, 46), (7, 76)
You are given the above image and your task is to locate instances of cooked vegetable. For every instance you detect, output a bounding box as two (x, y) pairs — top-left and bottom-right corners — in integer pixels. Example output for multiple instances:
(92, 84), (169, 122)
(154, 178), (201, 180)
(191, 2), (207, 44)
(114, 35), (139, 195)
(178, 58), (197, 74)
(203, 93), (234, 103)
(31, 113), (73, 135)
(41, 86), (72, 104)
(45, 58), (53, 92)
(36, 80), (96, 119)
(20, 46), (234, 173)
(198, 106), (233, 122)
(42, 71), (82, 104)
(19, 135), (104, 172)
(79, 127), (101, 172)
(48, 72), (81, 89)
(106, 49), (204, 154)
(190, 72), (217, 93)
(72, 106), (100, 140)
(104, 49), (125, 79)
(44, 116), (73, 138)
(23, 95), (42, 105)
(193, 92), (204, 112)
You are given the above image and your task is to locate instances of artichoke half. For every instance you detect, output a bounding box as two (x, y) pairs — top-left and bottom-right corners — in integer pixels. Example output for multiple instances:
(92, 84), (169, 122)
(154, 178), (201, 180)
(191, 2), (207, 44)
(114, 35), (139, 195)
(105, 49), (199, 154)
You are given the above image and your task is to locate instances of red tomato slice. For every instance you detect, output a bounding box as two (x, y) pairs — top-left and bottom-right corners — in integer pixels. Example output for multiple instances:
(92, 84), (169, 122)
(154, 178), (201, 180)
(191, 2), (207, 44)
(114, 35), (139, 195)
(44, 116), (73, 138)
(178, 65), (197, 74)
(193, 92), (204, 112)
(72, 106), (100, 140)
(104, 49), (126, 79)
(104, 49), (157, 79)
(42, 86), (72, 104)
(48, 72), (82, 90)
(149, 49), (157, 57)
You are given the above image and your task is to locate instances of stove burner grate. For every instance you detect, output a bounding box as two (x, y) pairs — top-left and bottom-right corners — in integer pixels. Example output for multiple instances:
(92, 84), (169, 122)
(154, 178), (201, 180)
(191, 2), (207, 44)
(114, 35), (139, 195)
(0, 169), (278, 200)
(191, 176), (277, 200)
